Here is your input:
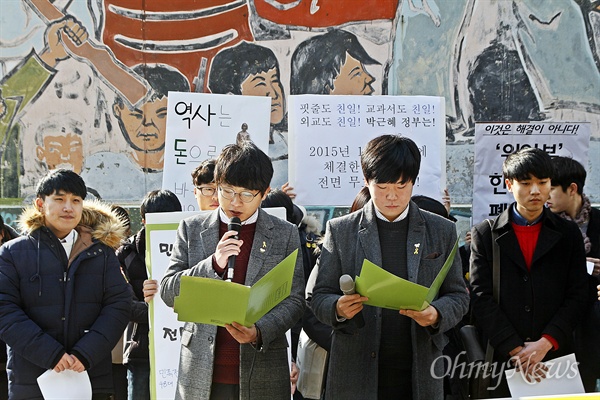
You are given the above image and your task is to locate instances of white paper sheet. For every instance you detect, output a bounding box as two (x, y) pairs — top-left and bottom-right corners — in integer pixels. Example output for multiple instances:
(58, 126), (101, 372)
(37, 369), (92, 399)
(586, 261), (594, 275)
(505, 353), (585, 398)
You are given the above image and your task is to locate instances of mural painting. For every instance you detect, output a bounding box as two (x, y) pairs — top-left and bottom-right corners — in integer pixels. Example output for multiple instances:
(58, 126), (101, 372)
(0, 0), (598, 205)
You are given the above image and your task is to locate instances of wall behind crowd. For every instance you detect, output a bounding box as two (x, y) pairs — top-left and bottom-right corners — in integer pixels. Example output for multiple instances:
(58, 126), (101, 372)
(1, 1), (599, 222)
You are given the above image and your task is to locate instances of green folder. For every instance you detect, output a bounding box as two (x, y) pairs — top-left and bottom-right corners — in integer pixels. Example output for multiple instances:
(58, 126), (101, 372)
(174, 249), (298, 327)
(355, 239), (459, 311)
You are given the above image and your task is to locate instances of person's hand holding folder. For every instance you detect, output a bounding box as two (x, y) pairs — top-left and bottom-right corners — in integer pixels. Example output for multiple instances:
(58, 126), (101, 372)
(399, 305), (439, 327)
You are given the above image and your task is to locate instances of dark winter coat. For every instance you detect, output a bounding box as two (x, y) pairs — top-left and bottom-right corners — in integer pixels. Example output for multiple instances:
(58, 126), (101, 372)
(470, 206), (589, 359)
(115, 227), (150, 363)
(0, 201), (131, 400)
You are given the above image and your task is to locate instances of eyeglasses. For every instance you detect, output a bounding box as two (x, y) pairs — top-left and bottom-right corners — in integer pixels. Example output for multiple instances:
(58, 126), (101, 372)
(218, 186), (261, 203)
(195, 186), (216, 197)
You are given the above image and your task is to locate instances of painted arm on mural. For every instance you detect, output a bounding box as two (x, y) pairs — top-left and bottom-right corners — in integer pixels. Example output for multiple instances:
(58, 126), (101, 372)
(0, 17), (88, 138)
(38, 16), (88, 69)
(24, 0), (147, 107)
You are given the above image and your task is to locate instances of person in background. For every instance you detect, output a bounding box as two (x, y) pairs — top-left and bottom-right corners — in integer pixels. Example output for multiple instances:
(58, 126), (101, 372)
(160, 142), (305, 399)
(350, 186), (371, 213)
(108, 205), (132, 400)
(547, 156), (599, 392)
(192, 159), (219, 212)
(111, 205), (132, 239)
(261, 189), (318, 398)
(0, 214), (19, 399)
(0, 169), (131, 399)
(311, 135), (468, 400)
(470, 148), (589, 397)
(116, 190), (182, 400)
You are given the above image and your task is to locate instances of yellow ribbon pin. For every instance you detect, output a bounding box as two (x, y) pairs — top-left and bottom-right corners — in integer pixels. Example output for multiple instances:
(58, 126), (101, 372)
(414, 243), (420, 255)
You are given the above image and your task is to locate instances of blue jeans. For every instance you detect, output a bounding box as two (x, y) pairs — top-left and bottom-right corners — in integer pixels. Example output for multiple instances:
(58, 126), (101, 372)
(127, 360), (150, 400)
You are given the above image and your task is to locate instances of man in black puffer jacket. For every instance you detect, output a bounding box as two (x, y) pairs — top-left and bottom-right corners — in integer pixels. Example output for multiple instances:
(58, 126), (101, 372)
(0, 169), (131, 400)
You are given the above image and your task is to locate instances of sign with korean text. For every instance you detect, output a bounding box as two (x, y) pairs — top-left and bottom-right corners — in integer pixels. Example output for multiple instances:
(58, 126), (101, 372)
(146, 211), (199, 400)
(473, 122), (590, 225)
(289, 95), (446, 206)
(163, 92), (271, 211)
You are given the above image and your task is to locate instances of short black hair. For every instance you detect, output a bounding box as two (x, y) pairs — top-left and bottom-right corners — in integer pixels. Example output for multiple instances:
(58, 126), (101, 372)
(191, 159), (216, 186)
(503, 147), (553, 182)
(291, 29), (379, 95)
(412, 195), (455, 221)
(140, 190), (182, 219)
(215, 142), (273, 193)
(110, 204), (131, 230)
(361, 135), (421, 184)
(35, 169), (87, 199)
(261, 189), (300, 225)
(208, 41), (279, 95)
(550, 156), (586, 195)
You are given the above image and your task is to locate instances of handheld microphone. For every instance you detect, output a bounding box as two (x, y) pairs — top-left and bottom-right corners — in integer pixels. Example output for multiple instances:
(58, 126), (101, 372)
(339, 274), (365, 328)
(226, 217), (242, 281)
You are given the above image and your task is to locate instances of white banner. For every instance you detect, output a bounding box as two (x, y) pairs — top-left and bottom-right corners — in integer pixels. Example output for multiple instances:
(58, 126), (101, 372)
(473, 122), (590, 226)
(163, 92), (271, 211)
(289, 95), (446, 206)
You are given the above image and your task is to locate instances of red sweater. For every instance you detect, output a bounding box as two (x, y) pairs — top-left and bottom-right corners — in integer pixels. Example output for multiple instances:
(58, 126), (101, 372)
(212, 221), (257, 384)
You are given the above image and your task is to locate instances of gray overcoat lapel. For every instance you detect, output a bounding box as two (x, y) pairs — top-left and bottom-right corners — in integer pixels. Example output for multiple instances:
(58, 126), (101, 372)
(406, 203), (426, 283)
(199, 211), (220, 263)
(245, 209), (273, 285)
(358, 202), (383, 273)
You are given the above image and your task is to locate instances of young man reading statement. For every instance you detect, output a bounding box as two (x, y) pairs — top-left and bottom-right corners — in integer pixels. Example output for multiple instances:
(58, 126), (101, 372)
(160, 142), (304, 400)
(311, 135), (468, 400)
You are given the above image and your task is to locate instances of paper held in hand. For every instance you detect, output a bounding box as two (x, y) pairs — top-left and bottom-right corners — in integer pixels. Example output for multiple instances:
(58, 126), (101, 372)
(355, 239), (459, 311)
(174, 249), (298, 327)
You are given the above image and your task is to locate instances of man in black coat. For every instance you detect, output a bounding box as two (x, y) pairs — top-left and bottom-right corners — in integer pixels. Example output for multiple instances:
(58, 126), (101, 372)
(470, 148), (589, 397)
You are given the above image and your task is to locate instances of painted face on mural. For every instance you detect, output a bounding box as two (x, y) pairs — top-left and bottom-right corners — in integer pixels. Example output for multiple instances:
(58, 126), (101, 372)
(240, 67), (285, 125)
(113, 96), (167, 153)
(36, 133), (83, 173)
(329, 53), (375, 95)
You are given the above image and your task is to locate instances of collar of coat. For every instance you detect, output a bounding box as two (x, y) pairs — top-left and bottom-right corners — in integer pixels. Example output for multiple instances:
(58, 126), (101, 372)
(18, 199), (126, 249)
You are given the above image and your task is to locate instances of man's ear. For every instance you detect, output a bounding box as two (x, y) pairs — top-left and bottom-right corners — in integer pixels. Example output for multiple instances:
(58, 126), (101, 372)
(35, 197), (44, 212)
(505, 178), (513, 192)
(261, 186), (271, 201)
(568, 182), (579, 196)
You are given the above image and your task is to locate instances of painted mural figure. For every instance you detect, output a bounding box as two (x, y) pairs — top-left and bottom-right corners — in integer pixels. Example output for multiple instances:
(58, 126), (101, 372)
(209, 41), (289, 188)
(112, 64), (189, 173)
(290, 29), (379, 95)
(0, 17), (88, 198)
(35, 118), (84, 174)
(79, 64), (190, 201)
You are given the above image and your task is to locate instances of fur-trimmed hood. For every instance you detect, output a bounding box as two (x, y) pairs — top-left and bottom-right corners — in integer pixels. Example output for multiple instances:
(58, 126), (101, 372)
(18, 199), (126, 249)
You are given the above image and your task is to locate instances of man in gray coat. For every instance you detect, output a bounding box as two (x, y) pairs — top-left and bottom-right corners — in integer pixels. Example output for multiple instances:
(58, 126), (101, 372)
(311, 135), (469, 400)
(160, 142), (304, 400)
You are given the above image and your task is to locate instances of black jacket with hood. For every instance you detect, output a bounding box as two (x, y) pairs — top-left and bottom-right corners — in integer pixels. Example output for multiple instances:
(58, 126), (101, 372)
(0, 201), (131, 399)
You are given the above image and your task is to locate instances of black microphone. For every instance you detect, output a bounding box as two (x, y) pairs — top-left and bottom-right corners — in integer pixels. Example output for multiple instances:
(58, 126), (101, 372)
(339, 274), (365, 328)
(226, 217), (242, 281)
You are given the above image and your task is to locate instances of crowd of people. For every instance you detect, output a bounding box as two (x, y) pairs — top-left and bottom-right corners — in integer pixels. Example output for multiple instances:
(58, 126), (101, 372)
(0, 137), (598, 400)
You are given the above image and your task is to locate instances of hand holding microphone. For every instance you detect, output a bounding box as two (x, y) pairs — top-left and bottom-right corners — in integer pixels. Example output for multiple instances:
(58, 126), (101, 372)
(226, 217), (242, 280)
(338, 274), (367, 328)
(214, 217), (242, 278)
